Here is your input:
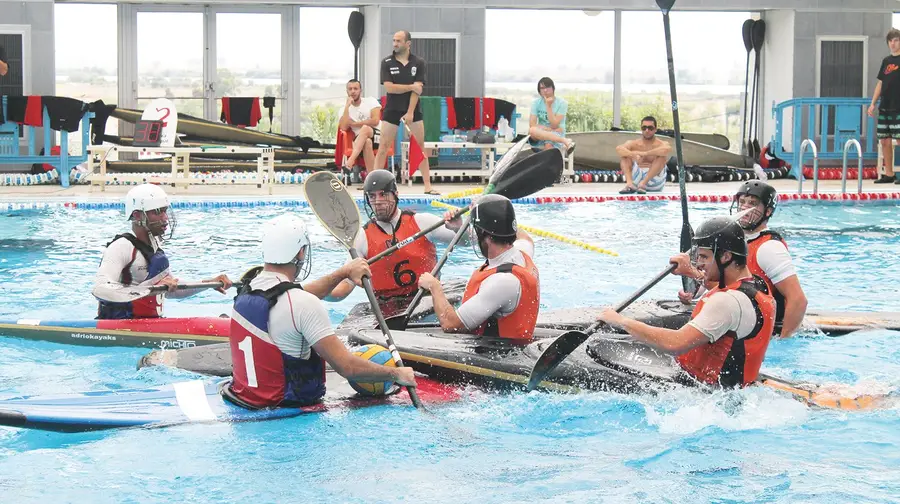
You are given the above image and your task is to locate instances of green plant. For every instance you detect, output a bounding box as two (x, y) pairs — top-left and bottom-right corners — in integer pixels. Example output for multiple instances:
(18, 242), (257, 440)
(304, 104), (340, 144)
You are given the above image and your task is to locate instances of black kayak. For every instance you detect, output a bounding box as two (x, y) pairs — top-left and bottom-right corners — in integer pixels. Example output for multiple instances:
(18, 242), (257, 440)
(137, 324), (694, 395)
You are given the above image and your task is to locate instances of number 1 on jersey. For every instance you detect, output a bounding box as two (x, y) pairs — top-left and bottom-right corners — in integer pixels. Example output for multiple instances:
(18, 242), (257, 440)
(237, 336), (258, 387)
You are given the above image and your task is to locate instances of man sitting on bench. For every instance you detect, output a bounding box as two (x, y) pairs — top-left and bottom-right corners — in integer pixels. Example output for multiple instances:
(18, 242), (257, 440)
(615, 116), (671, 194)
(339, 78), (382, 183)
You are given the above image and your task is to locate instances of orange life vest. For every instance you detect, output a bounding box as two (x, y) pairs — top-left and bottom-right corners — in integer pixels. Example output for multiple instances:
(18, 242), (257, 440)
(676, 276), (776, 387)
(364, 210), (437, 298)
(461, 251), (540, 341)
(747, 230), (788, 327)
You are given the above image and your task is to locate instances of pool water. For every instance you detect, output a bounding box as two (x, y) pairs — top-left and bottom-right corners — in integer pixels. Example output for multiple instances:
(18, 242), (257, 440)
(1, 199), (899, 503)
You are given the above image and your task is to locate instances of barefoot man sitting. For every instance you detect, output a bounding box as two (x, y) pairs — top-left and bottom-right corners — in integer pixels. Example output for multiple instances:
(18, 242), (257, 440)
(615, 116), (671, 194)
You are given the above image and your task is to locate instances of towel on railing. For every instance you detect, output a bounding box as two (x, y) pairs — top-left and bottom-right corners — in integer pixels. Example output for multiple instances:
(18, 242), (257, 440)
(482, 98), (496, 129)
(43, 97), (86, 133)
(220, 97), (262, 127)
(7, 96), (43, 127)
(493, 99), (516, 129)
(420, 96), (442, 142)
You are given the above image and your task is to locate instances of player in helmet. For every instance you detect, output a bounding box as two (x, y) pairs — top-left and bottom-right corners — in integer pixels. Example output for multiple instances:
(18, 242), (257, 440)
(93, 184), (232, 319)
(679, 180), (807, 338)
(327, 170), (462, 303)
(227, 214), (416, 409)
(417, 194), (540, 341)
(599, 216), (777, 388)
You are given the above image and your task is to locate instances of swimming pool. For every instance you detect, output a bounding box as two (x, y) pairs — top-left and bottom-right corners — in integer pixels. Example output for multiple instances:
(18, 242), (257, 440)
(1, 198), (899, 502)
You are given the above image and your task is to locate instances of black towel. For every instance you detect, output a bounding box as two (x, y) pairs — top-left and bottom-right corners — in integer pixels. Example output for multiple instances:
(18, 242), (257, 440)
(6, 96), (28, 124)
(87, 100), (116, 145)
(453, 98), (477, 130)
(43, 96), (86, 133)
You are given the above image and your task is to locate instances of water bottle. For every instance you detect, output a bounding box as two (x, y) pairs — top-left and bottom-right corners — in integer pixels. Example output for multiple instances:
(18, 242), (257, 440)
(498, 116), (511, 141)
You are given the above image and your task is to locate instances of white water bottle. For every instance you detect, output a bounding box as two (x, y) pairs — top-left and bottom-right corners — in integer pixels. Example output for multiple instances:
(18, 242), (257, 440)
(498, 116), (511, 141)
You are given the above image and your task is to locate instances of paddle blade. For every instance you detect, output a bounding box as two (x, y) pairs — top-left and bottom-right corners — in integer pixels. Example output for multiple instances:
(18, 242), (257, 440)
(348, 11), (364, 49)
(384, 314), (408, 331)
(751, 19), (766, 52)
(489, 147), (562, 200)
(655, 0), (676, 11)
(526, 330), (590, 391)
(742, 19), (754, 52)
(303, 171), (360, 250)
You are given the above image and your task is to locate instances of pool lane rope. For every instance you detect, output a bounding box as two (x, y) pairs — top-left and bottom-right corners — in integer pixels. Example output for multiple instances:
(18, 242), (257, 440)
(430, 200), (619, 257)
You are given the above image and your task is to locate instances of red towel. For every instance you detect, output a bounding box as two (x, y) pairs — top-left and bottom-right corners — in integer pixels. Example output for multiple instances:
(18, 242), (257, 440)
(446, 97), (458, 130)
(474, 99), (482, 129)
(25, 96), (43, 127)
(482, 98), (496, 129)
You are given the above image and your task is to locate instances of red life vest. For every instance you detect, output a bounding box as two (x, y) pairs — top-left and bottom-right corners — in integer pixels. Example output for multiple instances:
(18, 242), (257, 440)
(747, 230), (788, 328)
(96, 233), (168, 319)
(364, 210), (437, 298)
(461, 251), (540, 341)
(676, 276), (776, 387)
(228, 282), (327, 409)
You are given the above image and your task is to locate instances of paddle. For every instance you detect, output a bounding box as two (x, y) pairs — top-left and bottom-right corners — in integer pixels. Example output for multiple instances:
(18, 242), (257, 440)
(368, 136), (562, 265)
(348, 11), (365, 80)
(383, 146), (564, 331)
(749, 20), (766, 160)
(92, 281), (226, 304)
(740, 19), (754, 157)
(303, 170), (424, 410)
(655, 0), (695, 294)
(525, 264), (677, 391)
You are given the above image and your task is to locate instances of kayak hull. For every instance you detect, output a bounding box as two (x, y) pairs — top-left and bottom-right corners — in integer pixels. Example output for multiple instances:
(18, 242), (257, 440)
(0, 372), (459, 432)
(0, 317), (230, 349)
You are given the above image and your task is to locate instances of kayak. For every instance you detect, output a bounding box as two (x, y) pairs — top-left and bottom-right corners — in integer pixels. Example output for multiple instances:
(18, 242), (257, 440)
(136, 327), (692, 393)
(0, 317), (230, 349)
(0, 280), (468, 349)
(136, 325), (888, 410)
(0, 371), (460, 433)
(538, 300), (900, 336)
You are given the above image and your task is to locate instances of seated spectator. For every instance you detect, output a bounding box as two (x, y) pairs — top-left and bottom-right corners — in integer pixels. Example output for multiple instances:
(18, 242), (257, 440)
(614, 116), (670, 194)
(528, 77), (575, 156)
(339, 78), (382, 183)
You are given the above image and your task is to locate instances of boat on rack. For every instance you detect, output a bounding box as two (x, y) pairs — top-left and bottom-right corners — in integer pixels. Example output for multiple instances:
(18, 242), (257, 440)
(568, 130), (753, 171)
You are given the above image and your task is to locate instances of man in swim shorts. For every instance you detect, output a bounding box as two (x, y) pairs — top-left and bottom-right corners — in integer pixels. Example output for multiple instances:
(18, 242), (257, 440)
(615, 116), (671, 194)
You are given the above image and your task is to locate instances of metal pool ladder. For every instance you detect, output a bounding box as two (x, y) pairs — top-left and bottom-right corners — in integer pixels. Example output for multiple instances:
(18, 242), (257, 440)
(798, 139), (819, 195)
(841, 139), (863, 194)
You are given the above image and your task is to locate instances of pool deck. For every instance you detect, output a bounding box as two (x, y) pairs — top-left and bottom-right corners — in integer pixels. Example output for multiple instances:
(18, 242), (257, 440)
(1, 177), (899, 200)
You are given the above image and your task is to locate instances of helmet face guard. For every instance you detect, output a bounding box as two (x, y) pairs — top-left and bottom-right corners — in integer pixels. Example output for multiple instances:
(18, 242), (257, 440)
(730, 181), (777, 230)
(691, 216), (747, 289)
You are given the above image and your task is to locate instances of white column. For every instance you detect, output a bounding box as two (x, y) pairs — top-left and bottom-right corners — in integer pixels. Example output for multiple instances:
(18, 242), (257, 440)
(613, 10), (622, 128)
(360, 5), (382, 99)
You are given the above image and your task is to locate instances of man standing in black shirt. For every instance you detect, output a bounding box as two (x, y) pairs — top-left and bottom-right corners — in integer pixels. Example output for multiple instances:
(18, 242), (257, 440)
(373, 30), (438, 195)
(869, 28), (900, 184)
(0, 45), (9, 76)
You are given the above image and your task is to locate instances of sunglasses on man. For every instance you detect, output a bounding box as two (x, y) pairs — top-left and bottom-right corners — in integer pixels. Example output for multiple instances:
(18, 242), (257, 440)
(641, 125), (656, 131)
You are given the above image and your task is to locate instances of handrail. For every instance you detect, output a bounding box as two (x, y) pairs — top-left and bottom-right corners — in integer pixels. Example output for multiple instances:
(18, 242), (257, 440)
(841, 139), (863, 194)
(798, 139), (818, 195)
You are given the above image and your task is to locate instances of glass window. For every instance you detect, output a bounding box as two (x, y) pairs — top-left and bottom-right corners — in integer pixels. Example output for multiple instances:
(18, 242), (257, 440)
(621, 11), (751, 152)
(54, 3), (118, 153)
(136, 12), (205, 119)
(298, 7), (357, 144)
(485, 9), (615, 135)
(215, 13), (282, 132)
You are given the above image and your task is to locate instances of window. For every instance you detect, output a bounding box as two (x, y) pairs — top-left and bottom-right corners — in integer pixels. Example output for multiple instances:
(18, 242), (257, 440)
(215, 13), (283, 132)
(621, 11), (751, 152)
(136, 12), (205, 119)
(485, 9), (615, 135)
(298, 7), (357, 143)
(54, 3), (118, 152)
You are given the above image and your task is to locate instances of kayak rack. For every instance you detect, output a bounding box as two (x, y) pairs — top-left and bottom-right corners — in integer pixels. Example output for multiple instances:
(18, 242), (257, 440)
(797, 139), (819, 195)
(841, 138), (863, 195)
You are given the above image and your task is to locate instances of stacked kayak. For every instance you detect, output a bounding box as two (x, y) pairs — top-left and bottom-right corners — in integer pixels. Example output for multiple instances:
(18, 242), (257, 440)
(0, 371), (460, 432)
(0, 317), (230, 349)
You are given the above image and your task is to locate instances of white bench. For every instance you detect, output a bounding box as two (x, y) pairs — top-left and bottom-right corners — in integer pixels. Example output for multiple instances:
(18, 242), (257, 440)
(88, 145), (275, 193)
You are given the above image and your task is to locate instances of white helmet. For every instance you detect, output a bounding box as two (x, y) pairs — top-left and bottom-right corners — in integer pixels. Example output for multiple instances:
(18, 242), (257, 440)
(125, 184), (169, 219)
(262, 214), (312, 280)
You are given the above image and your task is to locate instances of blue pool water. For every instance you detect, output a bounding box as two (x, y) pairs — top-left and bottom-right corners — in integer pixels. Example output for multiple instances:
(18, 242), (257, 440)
(1, 199), (899, 502)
